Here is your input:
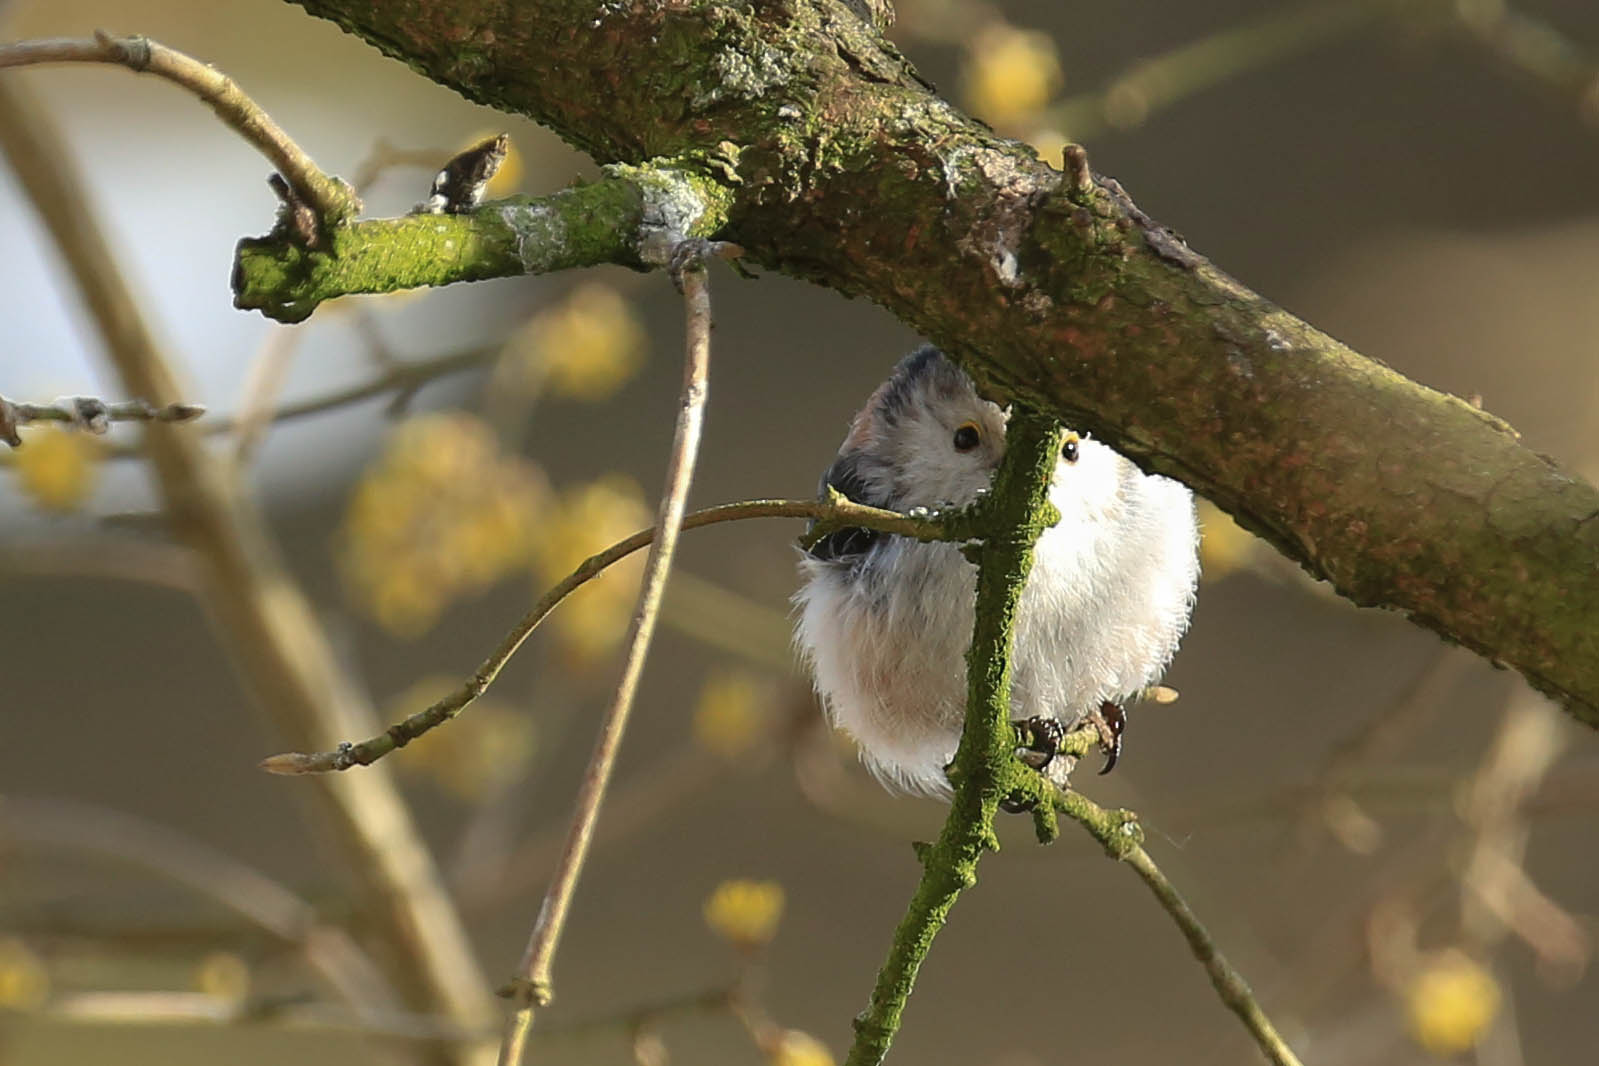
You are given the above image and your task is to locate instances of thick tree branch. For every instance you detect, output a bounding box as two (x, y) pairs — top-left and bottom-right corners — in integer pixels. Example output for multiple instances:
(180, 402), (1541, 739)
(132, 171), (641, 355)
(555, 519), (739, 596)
(278, 0), (1599, 725)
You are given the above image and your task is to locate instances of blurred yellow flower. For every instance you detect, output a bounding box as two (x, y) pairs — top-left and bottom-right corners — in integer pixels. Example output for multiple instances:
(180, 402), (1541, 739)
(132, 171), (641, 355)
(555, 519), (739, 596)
(692, 670), (768, 760)
(962, 24), (1063, 126)
(1197, 499), (1256, 583)
(771, 1029), (836, 1066)
(703, 879), (785, 949)
(534, 475), (650, 664)
(0, 938), (48, 1010)
(1405, 951), (1500, 1057)
(501, 283), (647, 402)
(11, 426), (99, 512)
(339, 413), (548, 637)
(194, 951), (251, 1003)
(387, 676), (536, 801)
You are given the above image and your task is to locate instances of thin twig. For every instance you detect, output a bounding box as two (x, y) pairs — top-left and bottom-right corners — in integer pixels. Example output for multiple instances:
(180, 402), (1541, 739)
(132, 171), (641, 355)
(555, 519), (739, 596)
(1051, 788), (1306, 1066)
(0, 32), (359, 230)
(495, 254), (715, 1065)
(258, 495), (958, 775)
(0, 392), (202, 446)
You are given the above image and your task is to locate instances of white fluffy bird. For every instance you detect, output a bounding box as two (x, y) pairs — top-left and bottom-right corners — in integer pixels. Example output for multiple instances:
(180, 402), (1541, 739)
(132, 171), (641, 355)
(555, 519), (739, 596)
(794, 347), (1200, 794)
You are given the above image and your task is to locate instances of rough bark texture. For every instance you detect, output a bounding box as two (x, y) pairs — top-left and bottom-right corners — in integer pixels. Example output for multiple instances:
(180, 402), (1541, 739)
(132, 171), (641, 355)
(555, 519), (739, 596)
(277, 0), (1599, 724)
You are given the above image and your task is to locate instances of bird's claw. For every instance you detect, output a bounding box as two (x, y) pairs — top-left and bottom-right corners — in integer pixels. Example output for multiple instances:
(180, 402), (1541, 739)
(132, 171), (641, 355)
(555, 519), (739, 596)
(1089, 701), (1126, 775)
(1013, 715), (1065, 771)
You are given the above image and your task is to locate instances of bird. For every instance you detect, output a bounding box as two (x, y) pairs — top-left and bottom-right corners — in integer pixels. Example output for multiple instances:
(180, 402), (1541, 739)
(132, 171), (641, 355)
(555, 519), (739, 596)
(793, 346), (1200, 795)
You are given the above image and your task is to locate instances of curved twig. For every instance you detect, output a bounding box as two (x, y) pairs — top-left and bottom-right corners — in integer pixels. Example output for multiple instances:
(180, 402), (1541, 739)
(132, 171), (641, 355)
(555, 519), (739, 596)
(258, 495), (954, 775)
(0, 32), (359, 230)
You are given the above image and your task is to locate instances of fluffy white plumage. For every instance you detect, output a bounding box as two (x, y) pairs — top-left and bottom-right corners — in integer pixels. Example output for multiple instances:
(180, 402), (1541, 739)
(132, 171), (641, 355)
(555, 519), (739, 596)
(794, 347), (1200, 794)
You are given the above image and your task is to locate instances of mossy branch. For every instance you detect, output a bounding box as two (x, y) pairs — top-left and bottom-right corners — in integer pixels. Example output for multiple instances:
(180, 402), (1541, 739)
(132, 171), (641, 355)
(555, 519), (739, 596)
(845, 409), (1064, 1066)
(232, 161), (735, 322)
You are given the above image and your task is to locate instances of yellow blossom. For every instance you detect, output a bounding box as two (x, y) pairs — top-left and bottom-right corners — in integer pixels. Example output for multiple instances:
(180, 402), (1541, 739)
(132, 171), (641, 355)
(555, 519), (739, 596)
(338, 413), (548, 637)
(11, 426), (99, 512)
(387, 676), (536, 800)
(533, 475), (650, 664)
(962, 24), (1063, 126)
(194, 952), (251, 1002)
(0, 938), (48, 1010)
(1197, 499), (1256, 582)
(500, 283), (647, 401)
(692, 670), (768, 760)
(1406, 951), (1500, 1057)
(771, 1029), (836, 1066)
(703, 879), (785, 949)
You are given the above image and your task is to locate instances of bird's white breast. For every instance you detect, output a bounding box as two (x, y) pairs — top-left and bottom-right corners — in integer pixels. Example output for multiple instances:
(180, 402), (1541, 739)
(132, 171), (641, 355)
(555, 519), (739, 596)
(794, 439), (1198, 794)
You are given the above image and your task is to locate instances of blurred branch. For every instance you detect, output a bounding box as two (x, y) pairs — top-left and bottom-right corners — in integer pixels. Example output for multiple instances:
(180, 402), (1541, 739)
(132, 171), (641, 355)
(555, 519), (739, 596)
(1452, 2), (1599, 123)
(1458, 693), (1589, 975)
(0, 77), (495, 1064)
(1284, 647), (1475, 862)
(233, 162), (736, 322)
(1049, 0), (1393, 138)
(0, 796), (395, 1012)
(497, 250), (718, 1064)
(0, 537), (199, 591)
(228, 327), (303, 466)
(0, 32), (359, 233)
(0, 392), (202, 447)
(258, 493), (963, 776)
(35, 991), (494, 1042)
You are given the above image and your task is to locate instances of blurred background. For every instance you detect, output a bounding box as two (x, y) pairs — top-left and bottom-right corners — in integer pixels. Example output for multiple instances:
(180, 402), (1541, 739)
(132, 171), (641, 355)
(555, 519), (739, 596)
(1, 1), (1596, 1064)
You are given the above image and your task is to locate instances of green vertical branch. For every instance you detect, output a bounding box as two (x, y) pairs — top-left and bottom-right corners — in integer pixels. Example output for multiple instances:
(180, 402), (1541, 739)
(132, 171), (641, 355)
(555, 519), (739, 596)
(845, 409), (1064, 1066)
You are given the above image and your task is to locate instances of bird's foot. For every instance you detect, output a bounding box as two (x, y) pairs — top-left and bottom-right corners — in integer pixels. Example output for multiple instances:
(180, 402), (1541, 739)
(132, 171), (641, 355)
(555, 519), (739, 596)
(1012, 715), (1065, 771)
(1087, 701), (1126, 775)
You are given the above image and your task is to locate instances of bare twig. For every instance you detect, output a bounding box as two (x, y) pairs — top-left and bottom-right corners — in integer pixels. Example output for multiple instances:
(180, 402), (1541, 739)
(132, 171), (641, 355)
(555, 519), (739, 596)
(0, 32), (359, 231)
(258, 494), (956, 775)
(0, 76), (493, 1063)
(493, 252), (714, 1065)
(0, 392), (202, 446)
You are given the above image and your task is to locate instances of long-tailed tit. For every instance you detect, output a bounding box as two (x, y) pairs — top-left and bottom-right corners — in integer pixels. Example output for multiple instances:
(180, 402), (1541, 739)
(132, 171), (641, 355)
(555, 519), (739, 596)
(794, 347), (1200, 795)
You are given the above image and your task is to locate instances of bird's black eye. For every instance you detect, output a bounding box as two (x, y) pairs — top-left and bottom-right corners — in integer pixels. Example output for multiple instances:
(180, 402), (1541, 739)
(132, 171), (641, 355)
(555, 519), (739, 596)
(1062, 434), (1080, 463)
(953, 422), (981, 452)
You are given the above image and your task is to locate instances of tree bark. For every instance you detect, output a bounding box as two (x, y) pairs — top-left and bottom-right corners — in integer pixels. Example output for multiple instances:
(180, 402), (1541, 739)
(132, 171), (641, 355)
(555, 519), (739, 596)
(274, 0), (1599, 724)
